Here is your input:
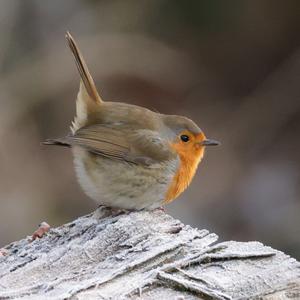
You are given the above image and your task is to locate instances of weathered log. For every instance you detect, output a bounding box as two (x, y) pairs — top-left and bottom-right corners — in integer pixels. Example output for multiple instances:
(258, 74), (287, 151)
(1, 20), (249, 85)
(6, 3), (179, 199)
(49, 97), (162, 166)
(0, 208), (299, 299)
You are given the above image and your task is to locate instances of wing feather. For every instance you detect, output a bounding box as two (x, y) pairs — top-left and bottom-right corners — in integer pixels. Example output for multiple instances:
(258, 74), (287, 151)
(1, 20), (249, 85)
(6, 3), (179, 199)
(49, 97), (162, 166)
(44, 124), (176, 166)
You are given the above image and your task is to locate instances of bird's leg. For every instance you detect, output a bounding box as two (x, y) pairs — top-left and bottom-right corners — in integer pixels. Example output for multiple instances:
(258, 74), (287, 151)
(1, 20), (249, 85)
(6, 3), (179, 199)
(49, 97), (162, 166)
(156, 206), (166, 212)
(94, 205), (129, 219)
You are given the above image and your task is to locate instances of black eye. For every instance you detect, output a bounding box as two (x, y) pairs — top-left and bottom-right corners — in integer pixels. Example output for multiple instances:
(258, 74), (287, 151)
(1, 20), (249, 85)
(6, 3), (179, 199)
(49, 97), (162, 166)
(180, 135), (190, 142)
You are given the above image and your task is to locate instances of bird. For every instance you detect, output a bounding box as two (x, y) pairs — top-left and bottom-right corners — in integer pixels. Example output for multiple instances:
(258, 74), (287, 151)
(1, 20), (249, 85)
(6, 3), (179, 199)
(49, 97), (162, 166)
(44, 32), (220, 210)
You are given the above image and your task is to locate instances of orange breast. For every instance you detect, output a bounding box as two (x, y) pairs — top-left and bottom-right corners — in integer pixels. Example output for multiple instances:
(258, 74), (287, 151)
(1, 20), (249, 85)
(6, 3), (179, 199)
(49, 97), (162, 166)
(164, 144), (204, 203)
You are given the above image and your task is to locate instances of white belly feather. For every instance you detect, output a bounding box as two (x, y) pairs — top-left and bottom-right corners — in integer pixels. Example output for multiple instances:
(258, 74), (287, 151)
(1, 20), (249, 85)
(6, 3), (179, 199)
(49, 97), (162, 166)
(72, 147), (178, 210)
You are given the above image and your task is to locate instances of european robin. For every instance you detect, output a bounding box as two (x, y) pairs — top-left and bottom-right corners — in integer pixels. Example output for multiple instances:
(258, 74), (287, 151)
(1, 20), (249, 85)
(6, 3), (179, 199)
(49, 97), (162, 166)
(44, 32), (220, 210)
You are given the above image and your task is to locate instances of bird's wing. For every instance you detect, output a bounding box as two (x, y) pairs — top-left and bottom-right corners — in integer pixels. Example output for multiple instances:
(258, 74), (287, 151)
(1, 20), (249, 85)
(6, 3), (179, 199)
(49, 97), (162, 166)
(44, 124), (175, 166)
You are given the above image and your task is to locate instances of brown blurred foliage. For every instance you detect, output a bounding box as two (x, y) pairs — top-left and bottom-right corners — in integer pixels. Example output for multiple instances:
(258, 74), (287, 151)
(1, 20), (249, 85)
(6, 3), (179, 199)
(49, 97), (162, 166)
(0, 0), (299, 259)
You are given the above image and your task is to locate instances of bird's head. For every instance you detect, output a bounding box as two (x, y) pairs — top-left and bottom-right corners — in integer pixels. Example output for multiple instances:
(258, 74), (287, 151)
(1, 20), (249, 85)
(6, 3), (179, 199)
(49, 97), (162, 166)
(162, 115), (219, 163)
(162, 115), (220, 202)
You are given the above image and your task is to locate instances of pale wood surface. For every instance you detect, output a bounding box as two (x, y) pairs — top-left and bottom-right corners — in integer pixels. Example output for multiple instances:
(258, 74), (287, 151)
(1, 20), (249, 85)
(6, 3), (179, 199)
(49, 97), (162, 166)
(0, 208), (299, 300)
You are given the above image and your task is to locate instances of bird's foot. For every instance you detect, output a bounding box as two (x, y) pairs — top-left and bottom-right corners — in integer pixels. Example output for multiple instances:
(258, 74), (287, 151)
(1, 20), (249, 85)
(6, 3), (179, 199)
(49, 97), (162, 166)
(94, 205), (128, 219)
(155, 206), (166, 212)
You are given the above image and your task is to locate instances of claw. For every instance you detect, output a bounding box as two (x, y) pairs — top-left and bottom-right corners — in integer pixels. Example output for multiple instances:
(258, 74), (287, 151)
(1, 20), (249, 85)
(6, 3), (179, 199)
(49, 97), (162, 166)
(156, 206), (165, 212)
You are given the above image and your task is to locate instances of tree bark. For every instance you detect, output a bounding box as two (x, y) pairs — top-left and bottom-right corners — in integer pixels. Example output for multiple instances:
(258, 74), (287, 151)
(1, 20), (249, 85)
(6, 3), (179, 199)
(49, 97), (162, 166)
(0, 208), (299, 300)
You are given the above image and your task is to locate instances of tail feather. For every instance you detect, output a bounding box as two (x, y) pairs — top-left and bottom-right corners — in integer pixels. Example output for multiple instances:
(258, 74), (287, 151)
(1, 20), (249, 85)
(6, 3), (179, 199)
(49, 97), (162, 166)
(42, 138), (70, 147)
(66, 32), (103, 134)
(66, 31), (103, 104)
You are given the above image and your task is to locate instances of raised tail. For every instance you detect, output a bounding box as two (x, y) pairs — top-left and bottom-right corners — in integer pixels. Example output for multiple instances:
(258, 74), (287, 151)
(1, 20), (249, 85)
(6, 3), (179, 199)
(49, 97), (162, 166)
(66, 31), (103, 104)
(66, 32), (103, 134)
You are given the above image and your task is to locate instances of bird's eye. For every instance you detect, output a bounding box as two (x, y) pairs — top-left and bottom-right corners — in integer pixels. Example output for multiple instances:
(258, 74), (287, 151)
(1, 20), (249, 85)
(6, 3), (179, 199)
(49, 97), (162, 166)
(180, 135), (190, 142)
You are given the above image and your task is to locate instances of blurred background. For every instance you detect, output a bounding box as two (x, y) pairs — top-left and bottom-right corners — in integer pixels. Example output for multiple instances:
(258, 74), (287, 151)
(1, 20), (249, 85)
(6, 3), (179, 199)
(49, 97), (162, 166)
(0, 0), (299, 259)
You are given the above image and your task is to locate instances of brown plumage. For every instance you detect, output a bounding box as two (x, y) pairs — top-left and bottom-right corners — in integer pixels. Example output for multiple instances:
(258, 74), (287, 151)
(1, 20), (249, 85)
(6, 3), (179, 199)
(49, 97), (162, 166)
(44, 32), (219, 210)
(66, 32), (102, 105)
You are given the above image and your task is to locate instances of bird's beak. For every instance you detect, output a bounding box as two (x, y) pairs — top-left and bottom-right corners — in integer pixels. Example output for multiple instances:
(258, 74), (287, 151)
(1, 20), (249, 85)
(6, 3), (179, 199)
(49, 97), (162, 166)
(199, 139), (220, 146)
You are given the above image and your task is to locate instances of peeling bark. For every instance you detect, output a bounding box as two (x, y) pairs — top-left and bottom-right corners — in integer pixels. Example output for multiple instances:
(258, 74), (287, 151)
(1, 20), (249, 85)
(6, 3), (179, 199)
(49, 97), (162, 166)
(0, 208), (299, 299)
